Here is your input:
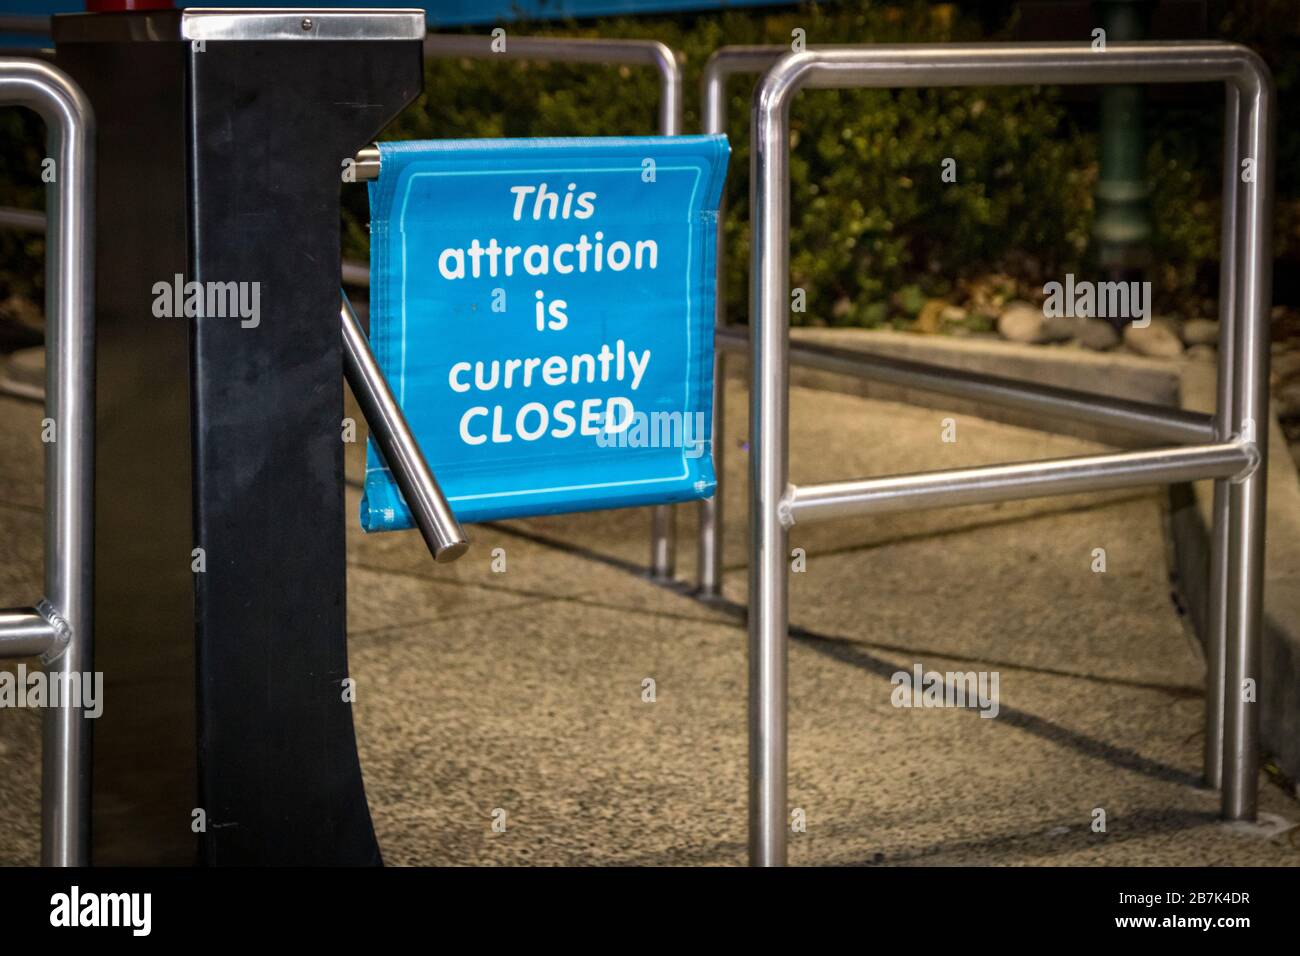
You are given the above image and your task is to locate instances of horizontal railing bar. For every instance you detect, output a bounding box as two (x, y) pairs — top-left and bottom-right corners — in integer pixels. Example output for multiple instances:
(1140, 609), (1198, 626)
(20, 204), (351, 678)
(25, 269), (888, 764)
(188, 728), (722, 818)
(424, 33), (675, 69)
(716, 326), (1214, 445)
(341, 258), (370, 287)
(0, 606), (57, 658)
(424, 33), (680, 137)
(782, 441), (1252, 526)
(0, 204), (45, 232)
(706, 45), (786, 70)
(788, 42), (1267, 92)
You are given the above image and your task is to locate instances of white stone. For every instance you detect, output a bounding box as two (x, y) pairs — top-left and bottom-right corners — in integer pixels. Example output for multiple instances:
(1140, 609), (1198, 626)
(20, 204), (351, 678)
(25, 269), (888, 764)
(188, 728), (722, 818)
(1123, 319), (1184, 358)
(1182, 318), (1220, 347)
(997, 301), (1046, 343)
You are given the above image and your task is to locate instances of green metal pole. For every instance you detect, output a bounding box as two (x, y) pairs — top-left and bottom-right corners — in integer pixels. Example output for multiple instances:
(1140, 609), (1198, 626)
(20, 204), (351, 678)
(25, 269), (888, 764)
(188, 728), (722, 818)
(1092, 0), (1153, 276)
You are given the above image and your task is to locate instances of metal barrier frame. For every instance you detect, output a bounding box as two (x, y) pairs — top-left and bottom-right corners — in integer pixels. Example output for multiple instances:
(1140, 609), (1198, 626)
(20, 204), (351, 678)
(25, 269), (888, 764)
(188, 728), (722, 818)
(747, 42), (1273, 867)
(697, 45), (1230, 589)
(0, 58), (95, 867)
(422, 34), (683, 580)
(351, 33), (686, 579)
(696, 45), (1224, 593)
(697, 46), (784, 598)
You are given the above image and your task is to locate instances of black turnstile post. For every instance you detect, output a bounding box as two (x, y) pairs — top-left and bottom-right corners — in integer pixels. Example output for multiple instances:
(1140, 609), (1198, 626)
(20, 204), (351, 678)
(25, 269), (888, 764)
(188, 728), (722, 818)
(53, 8), (424, 865)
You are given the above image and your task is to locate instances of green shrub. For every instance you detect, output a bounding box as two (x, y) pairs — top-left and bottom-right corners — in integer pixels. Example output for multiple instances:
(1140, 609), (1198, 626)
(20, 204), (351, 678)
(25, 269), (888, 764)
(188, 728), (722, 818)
(355, 2), (1099, 327)
(3, 1), (1297, 335)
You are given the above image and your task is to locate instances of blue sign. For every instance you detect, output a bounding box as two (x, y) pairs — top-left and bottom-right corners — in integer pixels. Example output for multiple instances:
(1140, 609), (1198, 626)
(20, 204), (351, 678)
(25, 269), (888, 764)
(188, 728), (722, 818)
(361, 135), (729, 529)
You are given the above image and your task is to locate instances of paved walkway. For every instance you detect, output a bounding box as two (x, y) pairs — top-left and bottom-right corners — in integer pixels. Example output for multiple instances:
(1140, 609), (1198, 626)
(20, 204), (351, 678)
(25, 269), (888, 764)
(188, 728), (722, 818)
(1, 378), (1297, 864)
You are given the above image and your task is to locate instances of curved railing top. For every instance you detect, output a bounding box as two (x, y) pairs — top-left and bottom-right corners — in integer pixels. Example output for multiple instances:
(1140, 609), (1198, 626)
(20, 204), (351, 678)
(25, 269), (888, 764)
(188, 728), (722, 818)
(753, 41), (1273, 111)
(424, 32), (682, 134)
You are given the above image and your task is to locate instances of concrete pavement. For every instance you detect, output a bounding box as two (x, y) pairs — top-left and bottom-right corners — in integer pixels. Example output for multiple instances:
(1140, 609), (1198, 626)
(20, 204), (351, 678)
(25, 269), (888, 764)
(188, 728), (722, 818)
(0, 375), (1297, 865)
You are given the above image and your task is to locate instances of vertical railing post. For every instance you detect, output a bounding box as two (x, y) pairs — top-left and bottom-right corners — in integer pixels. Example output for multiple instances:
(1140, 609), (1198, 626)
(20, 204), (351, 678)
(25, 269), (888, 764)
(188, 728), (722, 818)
(648, 44), (683, 581)
(696, 63), (727, 598)
(696, 47), (782, 599)
(0, 58), (95, 867)
(39, 59), (94, 870)
(749, 55), (806, 868)
(1204, 85), (1240, 789)
(1221, 56), (1274, 820)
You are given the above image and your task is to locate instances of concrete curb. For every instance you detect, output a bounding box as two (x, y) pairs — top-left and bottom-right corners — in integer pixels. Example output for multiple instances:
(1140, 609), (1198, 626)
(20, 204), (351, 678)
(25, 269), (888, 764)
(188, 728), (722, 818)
(783, 328), (1185, 445)
(0, 346), (43, 402)
(729, 327), (1300, 784)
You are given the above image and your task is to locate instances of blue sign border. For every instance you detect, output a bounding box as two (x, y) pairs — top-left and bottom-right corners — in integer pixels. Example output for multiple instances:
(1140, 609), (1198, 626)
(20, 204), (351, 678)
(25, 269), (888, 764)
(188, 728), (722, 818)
(362, 134), (729, 528)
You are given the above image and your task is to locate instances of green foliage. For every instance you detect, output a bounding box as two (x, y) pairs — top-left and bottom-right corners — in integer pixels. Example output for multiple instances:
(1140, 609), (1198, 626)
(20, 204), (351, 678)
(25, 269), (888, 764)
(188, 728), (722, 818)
(351, 1), (1099, 327)
(0, 106), (48, 303)
(3, 1), (1298, 333)
(1145, 118), (1220, 309)
(777, 82), (1095, 326)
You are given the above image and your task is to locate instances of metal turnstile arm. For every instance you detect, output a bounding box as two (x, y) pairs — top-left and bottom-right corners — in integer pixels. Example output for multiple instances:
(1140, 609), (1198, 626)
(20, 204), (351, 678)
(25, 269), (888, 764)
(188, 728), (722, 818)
(340, 292), (469, 563)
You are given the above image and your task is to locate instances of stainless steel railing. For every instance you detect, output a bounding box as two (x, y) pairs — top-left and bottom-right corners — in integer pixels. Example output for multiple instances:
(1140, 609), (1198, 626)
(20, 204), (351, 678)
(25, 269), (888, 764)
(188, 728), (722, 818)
(696, 43), (1225, 592)
(0, 37), (1273, 870)
(745, 41), (1274, 867)
(695, 47), (784, 599)
(0, 57), (95, 867)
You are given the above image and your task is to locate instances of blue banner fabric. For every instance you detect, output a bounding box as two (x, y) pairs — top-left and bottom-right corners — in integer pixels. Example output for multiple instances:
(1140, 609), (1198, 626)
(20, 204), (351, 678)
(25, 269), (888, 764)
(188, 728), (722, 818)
(361, 134), (729, 529)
